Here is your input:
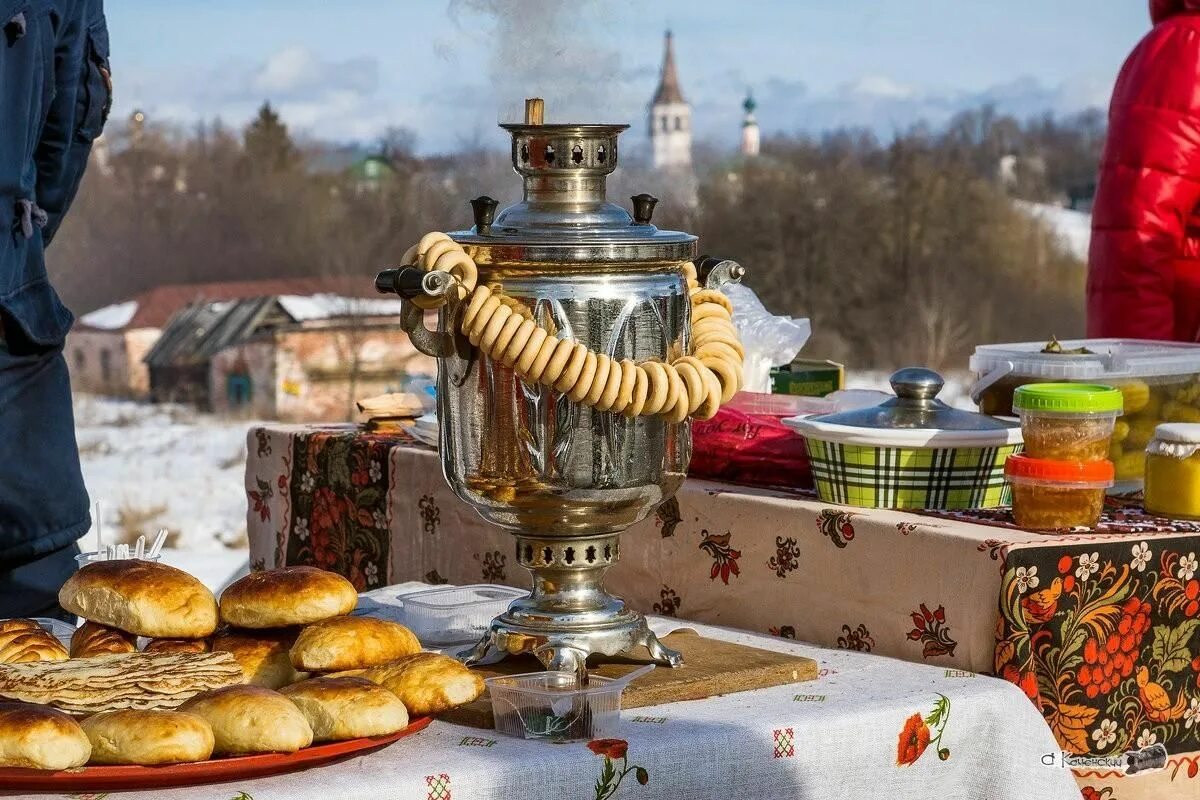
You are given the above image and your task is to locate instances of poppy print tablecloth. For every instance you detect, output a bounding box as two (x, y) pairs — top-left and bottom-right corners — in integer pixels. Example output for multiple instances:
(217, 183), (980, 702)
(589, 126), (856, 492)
(13, 587), (1076, 800)
(245, 426), (1200, 798)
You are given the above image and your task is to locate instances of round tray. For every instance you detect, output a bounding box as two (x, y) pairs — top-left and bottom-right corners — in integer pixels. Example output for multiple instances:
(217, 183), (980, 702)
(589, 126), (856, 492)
(0, 716), (432, 791)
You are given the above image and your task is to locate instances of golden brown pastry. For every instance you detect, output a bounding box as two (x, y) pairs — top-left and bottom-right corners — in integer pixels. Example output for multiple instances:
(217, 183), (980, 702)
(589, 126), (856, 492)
(144, 637), (210, 655)
(340, 652), (484, 715)
(0, 702), (91, 769)
(59, 560), (219, 638)
(71, 621), (138, 658)
(180, 685), (312, 755)
(290, 616), (420, 672)
(0, 626), (68, 664)
(211, 628), (305, 689)
(82, 709), (214, 765)
(219, 567), (358, 629)
(280, 676), (409, 741)
(0, 619), (41, 637)
(0, 651), (244, 715)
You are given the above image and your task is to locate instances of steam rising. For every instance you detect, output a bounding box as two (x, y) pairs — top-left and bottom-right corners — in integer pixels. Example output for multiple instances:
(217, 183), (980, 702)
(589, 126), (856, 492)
(448, 0), (633, 124)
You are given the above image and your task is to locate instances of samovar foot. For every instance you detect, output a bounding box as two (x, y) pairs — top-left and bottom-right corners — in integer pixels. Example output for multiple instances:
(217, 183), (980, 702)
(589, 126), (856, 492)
(456, 631), (497, 668)
(638, 628), (683, 668)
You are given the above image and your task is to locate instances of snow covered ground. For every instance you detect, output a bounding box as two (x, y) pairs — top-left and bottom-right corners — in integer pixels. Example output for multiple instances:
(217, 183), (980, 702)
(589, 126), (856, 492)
(73, 395), (253, 592)
(1016, 200), (1091, 262)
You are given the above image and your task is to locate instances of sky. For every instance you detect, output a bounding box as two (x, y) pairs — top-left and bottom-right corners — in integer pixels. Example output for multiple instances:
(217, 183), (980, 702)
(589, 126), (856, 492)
(106, 0), (1150, 154)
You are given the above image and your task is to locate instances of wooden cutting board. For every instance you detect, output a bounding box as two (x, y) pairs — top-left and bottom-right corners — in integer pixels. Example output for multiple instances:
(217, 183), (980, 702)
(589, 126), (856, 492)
(445, 629), (819, 729)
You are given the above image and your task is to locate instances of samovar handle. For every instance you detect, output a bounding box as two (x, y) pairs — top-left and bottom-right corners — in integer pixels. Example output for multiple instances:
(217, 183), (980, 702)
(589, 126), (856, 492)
(375, 266), (460, 358)
(694, 255), (745, 289)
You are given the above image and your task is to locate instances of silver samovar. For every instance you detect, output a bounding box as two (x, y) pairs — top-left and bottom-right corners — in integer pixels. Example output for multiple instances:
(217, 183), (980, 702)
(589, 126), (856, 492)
(376, 100), (742, 673)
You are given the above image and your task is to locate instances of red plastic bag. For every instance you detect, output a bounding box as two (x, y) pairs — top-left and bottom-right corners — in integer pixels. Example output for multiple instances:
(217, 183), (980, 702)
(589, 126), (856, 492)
(689, 393), (830, 490)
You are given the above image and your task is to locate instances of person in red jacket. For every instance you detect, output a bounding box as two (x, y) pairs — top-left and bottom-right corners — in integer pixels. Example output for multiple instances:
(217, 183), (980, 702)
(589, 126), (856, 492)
(1088, 0), (1200, 342)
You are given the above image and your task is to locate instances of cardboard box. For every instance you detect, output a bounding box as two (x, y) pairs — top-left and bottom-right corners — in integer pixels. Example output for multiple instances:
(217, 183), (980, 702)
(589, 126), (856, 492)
(770, 358), (845, 398)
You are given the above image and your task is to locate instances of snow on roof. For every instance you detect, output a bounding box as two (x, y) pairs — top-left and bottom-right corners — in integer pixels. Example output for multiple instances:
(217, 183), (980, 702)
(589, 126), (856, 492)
(1015, 201), (1091, 262)
(277, 293), (407, 321)
(80, 300), (138, 330)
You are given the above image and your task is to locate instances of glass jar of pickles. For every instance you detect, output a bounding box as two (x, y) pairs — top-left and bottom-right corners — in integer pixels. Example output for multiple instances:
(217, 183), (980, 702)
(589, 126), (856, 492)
(1144, 423), (1200, 520)
(1012, 384), (1123, 462)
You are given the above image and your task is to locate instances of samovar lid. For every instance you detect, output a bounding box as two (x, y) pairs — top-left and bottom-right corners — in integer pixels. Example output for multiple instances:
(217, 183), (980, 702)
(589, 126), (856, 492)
(450, 99), (697, 264)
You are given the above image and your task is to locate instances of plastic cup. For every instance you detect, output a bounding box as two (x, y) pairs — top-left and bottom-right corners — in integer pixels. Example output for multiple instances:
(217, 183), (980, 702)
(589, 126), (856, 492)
(1013, 384), (1123, 462)
(1005, 455), (1115, 529)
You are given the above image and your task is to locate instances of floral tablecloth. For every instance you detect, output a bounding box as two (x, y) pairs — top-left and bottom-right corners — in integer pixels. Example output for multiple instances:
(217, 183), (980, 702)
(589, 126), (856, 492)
(245, 426), (1200, 798)
(2, 584), (1080, 800)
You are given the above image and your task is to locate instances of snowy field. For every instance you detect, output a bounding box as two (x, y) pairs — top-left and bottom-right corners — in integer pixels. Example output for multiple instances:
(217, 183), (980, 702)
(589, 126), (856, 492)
(73, 395), (254, 592)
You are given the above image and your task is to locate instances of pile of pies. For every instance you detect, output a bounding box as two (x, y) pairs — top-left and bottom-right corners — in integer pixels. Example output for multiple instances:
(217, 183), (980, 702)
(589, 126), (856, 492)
(0, 564), (485, 770)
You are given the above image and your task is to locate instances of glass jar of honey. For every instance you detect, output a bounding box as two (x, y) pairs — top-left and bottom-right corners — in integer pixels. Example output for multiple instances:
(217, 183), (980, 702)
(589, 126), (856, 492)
(1144, 423), (1200, 519)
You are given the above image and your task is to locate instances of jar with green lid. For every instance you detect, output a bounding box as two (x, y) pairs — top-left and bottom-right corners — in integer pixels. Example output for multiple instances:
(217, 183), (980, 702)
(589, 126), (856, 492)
(1144, 423), (1200, 519)
(1012, 383), (1124, 462)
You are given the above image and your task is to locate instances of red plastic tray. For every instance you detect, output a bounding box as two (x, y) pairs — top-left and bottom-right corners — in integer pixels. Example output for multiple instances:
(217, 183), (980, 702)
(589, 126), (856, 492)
(0, 716), (432, 792)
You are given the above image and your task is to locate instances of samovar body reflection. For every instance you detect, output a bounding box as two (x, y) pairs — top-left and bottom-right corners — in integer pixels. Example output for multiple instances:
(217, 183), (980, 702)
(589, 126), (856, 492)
(378, 102), (741, 672)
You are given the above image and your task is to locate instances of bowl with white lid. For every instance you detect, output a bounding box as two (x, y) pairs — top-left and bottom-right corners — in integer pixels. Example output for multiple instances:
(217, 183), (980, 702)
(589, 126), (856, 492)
(784, 368), (1023, 510)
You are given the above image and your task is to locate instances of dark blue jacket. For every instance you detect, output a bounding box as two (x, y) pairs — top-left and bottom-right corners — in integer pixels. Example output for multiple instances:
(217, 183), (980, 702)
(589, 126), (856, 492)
(1, 0), (109, 345)
(0, 0), (107, 563)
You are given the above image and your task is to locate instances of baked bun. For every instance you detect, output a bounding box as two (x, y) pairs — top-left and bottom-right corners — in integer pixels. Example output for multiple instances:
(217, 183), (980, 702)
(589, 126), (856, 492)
(220, 567), (357, 628)
(345, 652), (484, 715)
(144, 638), (210, 655)
(290, 617), (420, 672)
(211, 629), (305, 689)
(0, 702), (91, 769)
(0, 626), (68, 664)
(82, 709), (214, 765)
(280, 676), (409, 741)
(71, 621), (137, 658)
(59, 561), (218, 638)
(180, 685), (312, 755)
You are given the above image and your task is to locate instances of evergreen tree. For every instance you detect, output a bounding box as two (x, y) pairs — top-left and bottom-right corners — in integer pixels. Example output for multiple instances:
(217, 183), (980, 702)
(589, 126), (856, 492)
(243, 101), (296, 172)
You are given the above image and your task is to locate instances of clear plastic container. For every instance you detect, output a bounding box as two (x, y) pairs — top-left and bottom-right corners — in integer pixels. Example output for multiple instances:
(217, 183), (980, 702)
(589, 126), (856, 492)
(74, 552), (161, 566)
(1005, 455), (1115, 529)
(970, 339), (1200, 488)
(1012, 384), (1123, 462)
(400, 584), (527, 646)
(1144, 423), (1200, 520)
(486, 671), (624, 742)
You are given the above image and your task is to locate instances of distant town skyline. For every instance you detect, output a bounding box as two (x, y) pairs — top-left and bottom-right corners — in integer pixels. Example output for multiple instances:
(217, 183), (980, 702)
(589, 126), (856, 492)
(108, 0), (1147, 153)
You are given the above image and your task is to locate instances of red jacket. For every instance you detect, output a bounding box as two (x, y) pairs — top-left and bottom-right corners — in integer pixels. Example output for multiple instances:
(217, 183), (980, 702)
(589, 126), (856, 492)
(1088, 0), (1200, 341)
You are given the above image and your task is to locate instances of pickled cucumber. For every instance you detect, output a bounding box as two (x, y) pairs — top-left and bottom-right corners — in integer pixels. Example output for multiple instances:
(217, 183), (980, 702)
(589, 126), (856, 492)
(1113, 419), (1130, 443)
(1115, 450), (1146, 481)
(1116, 381), (1151, 415)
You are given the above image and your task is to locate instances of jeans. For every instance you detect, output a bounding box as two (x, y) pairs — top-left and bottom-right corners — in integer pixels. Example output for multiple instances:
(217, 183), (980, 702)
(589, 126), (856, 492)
(0, 542), (80, 620)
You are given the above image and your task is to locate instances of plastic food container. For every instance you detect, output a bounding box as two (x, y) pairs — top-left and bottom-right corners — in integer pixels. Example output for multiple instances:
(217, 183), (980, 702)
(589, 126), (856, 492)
(400, 584), (527, 646)
(486, 671), (625, 742)
(1005, 455), (1114, 529)
(74, 552), (160, 566)
(970, 339), (1200, 488)
(1012, 383), (1122, 462)
(1144, 423), (1200, 519)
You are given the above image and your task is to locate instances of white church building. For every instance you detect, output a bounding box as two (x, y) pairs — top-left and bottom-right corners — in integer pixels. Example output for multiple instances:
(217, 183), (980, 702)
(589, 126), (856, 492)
(649, 31), (692, 170)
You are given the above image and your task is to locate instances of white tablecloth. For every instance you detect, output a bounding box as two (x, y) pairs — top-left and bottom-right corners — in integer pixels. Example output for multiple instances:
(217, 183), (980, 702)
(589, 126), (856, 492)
(4, 583), (1080, 800)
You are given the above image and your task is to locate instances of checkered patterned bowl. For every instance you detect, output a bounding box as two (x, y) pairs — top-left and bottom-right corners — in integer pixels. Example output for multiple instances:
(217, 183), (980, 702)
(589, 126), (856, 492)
(783, 417), (1023, 510)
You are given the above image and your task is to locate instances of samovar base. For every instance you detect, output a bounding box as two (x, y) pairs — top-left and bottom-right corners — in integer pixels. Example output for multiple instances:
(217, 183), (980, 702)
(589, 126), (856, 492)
(457, 611), (682, 674)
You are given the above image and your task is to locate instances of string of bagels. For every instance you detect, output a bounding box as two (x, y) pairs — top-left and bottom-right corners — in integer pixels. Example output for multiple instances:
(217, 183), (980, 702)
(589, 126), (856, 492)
(402, 232), (744, 421)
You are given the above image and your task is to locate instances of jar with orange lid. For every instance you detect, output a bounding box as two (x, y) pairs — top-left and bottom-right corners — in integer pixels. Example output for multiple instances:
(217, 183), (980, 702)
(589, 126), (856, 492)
(1144, 423), (1200, 519)
(1004, 455), (1114, 530)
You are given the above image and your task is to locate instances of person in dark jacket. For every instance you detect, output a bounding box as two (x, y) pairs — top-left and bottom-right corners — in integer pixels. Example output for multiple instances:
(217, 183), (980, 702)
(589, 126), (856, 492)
(0, 0), (110, 618)
(1088, 0), (1200, 341)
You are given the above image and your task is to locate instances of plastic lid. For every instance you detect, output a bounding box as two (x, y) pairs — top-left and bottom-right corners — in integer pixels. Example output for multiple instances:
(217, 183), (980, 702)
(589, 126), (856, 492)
(1012, 383), (1123, 414)
(1004, 454), (1115, 482)
(970, 339), (1200, 381)
(1153, 423), (1200, 444)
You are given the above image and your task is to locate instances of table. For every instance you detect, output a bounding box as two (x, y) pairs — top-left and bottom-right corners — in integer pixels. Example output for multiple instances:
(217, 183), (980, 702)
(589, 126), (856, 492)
(3, 583), (1081, 800)
(246, 426), (1200, 797)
